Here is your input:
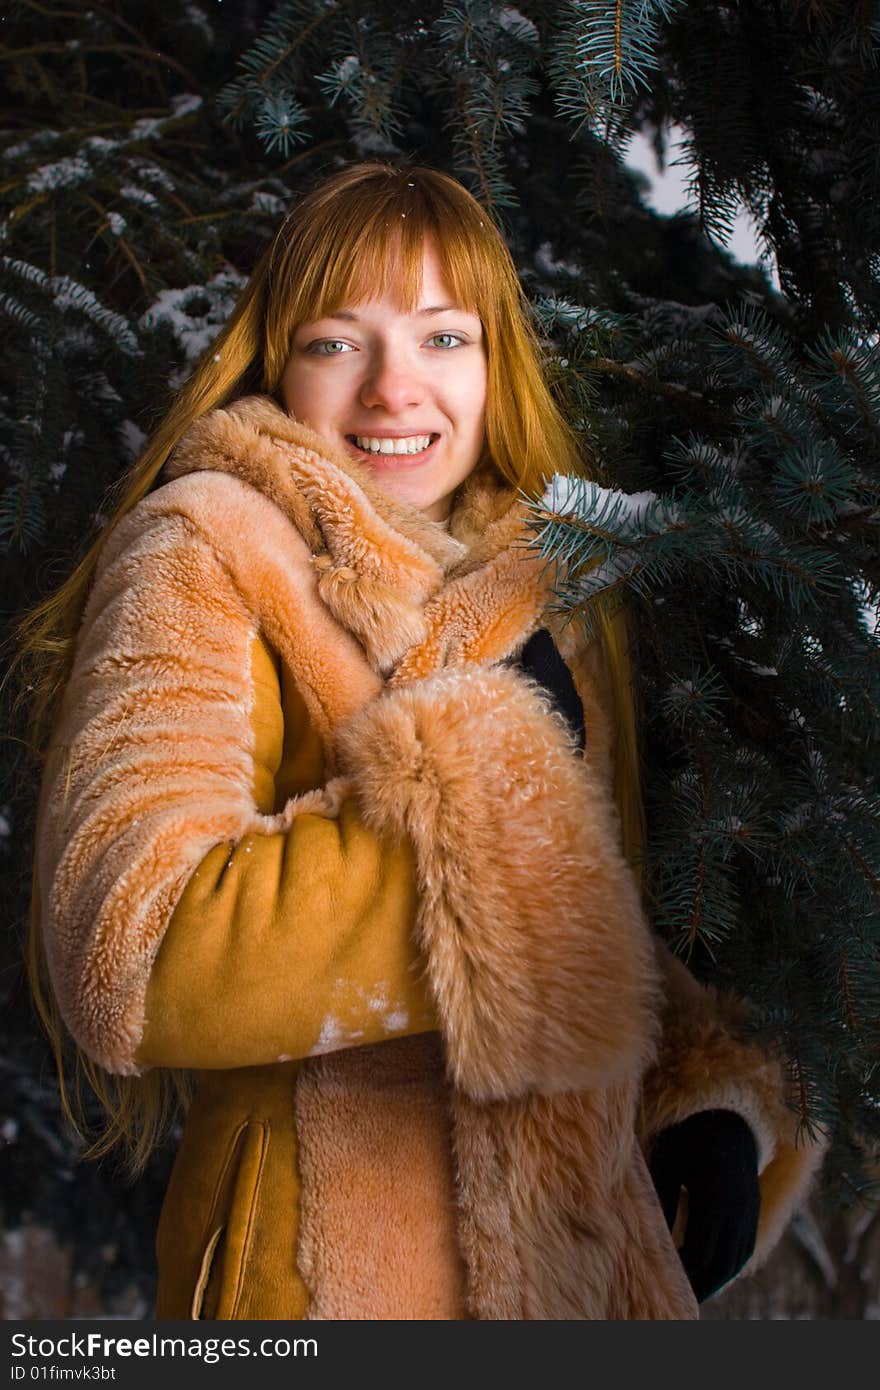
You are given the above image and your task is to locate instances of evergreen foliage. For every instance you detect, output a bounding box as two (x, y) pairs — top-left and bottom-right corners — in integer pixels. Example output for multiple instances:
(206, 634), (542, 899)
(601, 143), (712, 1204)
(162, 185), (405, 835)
(1, 0), (878, 1311)
(524, 295), (879, 1193)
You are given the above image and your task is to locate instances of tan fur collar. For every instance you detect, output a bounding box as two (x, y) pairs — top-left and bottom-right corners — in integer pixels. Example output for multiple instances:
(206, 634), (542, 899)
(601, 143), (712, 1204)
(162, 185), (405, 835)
(165, 395), (556, 675)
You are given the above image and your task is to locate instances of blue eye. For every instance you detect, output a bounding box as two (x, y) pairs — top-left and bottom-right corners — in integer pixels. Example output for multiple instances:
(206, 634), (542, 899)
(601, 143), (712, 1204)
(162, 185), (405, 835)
(428, 332), (465, 349)
(309, 340), (353, 355)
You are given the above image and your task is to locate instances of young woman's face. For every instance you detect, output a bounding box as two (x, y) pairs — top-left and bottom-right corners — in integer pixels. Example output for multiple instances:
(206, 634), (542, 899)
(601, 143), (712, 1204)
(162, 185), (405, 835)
(281, 239), (488, 521)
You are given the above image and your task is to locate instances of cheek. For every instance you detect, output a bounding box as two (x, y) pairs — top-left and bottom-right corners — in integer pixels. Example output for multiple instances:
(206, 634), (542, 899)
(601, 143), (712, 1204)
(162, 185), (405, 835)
(280, 359), (340, 425)
(456, 359), (488, 434)
(280, 358), (305, 417)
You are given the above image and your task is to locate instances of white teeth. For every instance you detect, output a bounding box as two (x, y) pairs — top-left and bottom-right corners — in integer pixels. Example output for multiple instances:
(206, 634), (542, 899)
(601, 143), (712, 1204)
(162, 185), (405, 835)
(353, 434), (434, 455)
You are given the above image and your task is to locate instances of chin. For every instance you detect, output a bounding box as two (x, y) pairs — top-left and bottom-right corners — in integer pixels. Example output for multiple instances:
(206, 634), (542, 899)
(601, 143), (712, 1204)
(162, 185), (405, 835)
(375, 476), (437, 510)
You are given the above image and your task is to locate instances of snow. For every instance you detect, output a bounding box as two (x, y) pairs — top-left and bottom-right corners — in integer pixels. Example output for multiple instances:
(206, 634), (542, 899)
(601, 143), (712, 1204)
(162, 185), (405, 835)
(572, 548), (640, 596)
(118, 419), (147, 462)
(130, 117), (163, 141)
(120, 184), (159, 210)
(537, 477), (685, 598)
(27, 157), (91, 193)
(1, 257), (49, 290)
(305, 978), (408, 1048)
(139, 268), (247, 365)
(185, 4), (213, 39)
(335, 54), (361, 82)
(716, 501), (751, 528)
(170, 93), (203, 118)
(352, 128), (400, 156)
(81, 135), (120, 157)
(498, 7), (539, 41)
(21, 96), (198, 205)
(312, 1015), (344, 1053)
(542, 474), (671, 531)
(50, 277), (140, 355)
(309, 1011), (369, 1054)
(534, 241), (580, 277)
(129, 161), (175, 192)
(535, 297), (619, 335)
(251, 190), (287, 216)
(382, 1009), (408, 1033)
(6, 130), (60, 160)
(106, 212), (127, 237)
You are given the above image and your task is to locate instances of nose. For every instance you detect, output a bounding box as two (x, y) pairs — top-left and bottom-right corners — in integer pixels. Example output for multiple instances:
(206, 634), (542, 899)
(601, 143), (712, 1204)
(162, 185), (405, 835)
(358, 349), (425, 414)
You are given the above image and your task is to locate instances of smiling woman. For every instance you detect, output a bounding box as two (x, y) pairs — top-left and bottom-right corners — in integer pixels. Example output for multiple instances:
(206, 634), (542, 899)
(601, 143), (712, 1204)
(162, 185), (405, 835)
(21, 162), (826, 1321)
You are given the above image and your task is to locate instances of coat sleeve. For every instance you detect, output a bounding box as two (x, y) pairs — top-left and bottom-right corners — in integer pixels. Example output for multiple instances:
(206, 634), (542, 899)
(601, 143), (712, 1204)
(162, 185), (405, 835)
(36, 496), (438, 1077)
(333, 664), (662, 1103)
(638, 941), (828, 1269)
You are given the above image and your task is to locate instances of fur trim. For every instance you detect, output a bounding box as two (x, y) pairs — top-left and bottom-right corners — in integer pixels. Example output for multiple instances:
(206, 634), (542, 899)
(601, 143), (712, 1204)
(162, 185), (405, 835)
(450, 1086), (699, 1318)
(166, 398), (467, 673)
(294, 1035), (466, 1319)
(166, 395), (467, 571)
(336, 665), (661, 1101)
(639, 944), (829, 1275)
(390, 543), (551, 680)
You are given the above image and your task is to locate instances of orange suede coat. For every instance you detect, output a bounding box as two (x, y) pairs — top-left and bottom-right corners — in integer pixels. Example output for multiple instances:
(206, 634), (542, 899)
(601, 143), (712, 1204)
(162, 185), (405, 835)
(36, 395), (826, 1320)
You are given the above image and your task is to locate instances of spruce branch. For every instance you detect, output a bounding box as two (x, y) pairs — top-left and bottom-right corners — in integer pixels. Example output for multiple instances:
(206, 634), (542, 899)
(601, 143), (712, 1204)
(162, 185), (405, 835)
(548, 0), (685, 119)
(215, 0), (332, 141)
(0, 41), (200, 90)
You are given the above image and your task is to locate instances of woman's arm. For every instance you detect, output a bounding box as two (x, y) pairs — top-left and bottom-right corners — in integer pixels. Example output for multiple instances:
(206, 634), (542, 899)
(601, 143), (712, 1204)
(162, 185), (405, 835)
(36, 494), (437, 1076)
(335, 663), (661, 1102)
(638, 940), (828, 1270)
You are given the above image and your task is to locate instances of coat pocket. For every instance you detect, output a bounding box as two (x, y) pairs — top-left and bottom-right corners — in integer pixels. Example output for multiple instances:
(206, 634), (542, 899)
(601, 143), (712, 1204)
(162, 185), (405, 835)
(191, 1119), (269, 1320)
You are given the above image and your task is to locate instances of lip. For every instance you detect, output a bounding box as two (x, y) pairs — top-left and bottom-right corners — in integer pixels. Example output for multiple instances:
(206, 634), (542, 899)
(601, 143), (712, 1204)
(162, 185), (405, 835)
(343, 432), (441, 470)
(347, 429), (441, 438)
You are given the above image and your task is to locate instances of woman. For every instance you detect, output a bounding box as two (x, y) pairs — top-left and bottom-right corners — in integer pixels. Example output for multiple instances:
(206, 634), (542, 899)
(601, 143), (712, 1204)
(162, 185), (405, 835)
(25, 162), (824, 1320)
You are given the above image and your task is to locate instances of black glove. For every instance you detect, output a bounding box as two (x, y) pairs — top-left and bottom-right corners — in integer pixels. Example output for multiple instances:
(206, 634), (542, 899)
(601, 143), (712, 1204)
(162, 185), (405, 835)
(514, 628), (586, 752)
(648, 1108), (760, 1303)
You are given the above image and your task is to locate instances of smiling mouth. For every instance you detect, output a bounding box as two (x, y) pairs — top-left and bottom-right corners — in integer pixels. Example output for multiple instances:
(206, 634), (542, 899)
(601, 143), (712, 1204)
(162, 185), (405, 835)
(346, 433), (439, 457)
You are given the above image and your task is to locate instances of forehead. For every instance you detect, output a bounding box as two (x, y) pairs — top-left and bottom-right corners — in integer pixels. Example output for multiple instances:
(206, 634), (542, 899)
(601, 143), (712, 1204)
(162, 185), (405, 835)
(307, 227), (481, 321)
(321, 244), (474, 320)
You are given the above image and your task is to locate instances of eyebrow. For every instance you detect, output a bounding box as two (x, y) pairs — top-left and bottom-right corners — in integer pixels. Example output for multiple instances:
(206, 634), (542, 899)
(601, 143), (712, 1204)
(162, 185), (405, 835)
(325, 304), (472, 322)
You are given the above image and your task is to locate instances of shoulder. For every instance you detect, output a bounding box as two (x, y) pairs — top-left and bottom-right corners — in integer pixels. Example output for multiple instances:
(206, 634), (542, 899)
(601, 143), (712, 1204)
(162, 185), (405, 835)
(96, 470), (317, 606)
(120, 468), (293, 549)
(84, 467), (381, 734)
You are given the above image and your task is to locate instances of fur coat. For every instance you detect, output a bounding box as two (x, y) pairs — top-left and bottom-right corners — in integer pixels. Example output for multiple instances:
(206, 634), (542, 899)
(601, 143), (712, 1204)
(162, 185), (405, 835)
(36, 395), (826, 1319)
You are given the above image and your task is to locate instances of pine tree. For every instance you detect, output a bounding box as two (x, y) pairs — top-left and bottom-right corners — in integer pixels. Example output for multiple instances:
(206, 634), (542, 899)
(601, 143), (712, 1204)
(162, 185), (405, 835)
(2, 0), (878, 1314)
